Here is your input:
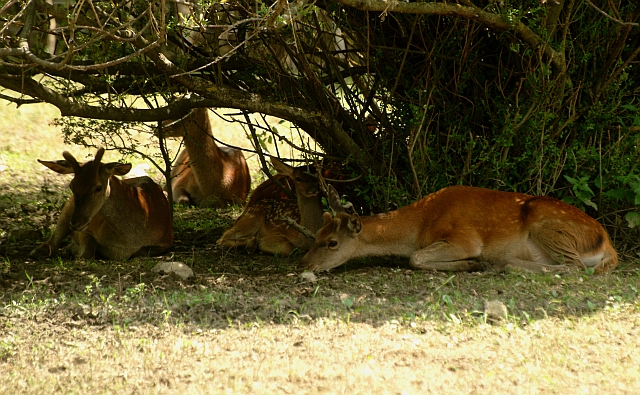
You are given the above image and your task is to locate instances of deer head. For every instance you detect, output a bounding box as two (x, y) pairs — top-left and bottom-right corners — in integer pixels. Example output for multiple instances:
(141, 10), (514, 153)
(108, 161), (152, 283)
(38, 148), (132, 231)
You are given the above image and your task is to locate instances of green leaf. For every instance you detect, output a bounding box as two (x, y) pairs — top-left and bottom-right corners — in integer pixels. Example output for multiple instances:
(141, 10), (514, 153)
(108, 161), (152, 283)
(583, 199), (598, 210)
(625, 212), (640, 228)
(604, 188), (635, 203)
(594, 176), (604, 189)
(341, 296), (354, 309)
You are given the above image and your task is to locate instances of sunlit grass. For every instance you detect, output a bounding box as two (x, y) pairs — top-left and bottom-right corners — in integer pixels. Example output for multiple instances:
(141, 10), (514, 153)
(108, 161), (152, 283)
(0, 100), (315, 193)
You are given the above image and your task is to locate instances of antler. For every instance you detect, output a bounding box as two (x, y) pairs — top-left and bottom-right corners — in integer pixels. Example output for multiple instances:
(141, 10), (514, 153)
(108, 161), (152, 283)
(62, 151), (81, 173)
(326, 184), (353, 216)
(315, 166), (354, 216)
(281, 183), (354, 240)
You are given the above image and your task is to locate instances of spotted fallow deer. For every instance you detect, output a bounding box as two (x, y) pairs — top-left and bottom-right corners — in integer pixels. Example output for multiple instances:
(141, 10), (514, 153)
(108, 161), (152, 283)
(217, 157), (324, 255)
(30, 148), (174, 260)
(162, 108), (251, 207)
(300, 185), (618, 273)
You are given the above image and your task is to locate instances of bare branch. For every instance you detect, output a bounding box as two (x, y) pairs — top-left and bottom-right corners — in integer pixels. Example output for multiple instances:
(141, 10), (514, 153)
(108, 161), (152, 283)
(583, 0), (638, 26)
(332, 0), (566, 75)
(282, 216), (317, 239)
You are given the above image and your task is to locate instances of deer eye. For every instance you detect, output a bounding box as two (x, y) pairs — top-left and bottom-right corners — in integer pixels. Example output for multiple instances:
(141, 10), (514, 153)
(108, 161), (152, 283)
(94, 185), (103, 193)
(328, 240), (338, 249)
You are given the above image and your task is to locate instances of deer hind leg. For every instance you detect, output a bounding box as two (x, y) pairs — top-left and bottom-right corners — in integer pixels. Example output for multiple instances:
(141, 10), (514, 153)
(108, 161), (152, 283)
(217, 219), (261, 252)
(409, 240), (484, 272)
(513, 221), (587, 272)
(30, 198), (75, 258)
(172, 187), (192, 207)
(257, 232), (294, 256)
(218, 234), (258, 251)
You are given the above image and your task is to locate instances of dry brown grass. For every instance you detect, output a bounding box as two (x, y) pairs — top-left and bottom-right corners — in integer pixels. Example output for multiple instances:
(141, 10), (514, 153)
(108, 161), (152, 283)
(1, 101), (640, 394)
(3, 305), (639, 394)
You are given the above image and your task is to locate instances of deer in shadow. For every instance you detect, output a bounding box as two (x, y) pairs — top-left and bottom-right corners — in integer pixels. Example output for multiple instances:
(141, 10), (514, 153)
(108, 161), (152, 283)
(30, 148), (173, 260)
(162, 108), (251, 207)
(217, 157), (325, 255)
(301, 185), (618, 274)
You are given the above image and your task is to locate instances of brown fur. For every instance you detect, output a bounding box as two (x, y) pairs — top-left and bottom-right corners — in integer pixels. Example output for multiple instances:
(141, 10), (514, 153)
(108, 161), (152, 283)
(300, 186), (618, 273)
(30, 148), (173, 260)
(163, 108), (250, 207)
(217, 158), (324, 255)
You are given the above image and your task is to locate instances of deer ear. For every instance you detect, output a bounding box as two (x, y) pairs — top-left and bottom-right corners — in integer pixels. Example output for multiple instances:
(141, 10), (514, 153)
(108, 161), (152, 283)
(270, 157), (293, 177)
(38, 159), (75, 174)
(347, 213), (362, 235)
(105, 163), (132, 176)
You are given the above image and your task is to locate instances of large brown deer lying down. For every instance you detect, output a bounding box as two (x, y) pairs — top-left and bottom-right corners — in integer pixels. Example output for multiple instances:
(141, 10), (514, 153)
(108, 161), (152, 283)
(300, 185), (618, 273)
(162, 108), (251, 207)
(30, 148), (174, 260)
(217, 157), (324, 255)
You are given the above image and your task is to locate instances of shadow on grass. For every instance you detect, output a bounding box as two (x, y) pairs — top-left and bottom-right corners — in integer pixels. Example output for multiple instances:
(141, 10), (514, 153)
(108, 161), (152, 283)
(1, 186), (639, 332)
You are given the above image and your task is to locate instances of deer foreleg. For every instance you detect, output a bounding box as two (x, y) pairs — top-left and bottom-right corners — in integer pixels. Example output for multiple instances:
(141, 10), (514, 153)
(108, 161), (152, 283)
(30, 197), (75, 258)
(70, 231), (98, 259)
(409, 240), (484, 272)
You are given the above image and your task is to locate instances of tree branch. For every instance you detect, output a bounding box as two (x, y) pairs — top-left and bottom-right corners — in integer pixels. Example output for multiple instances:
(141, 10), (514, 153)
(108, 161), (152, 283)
(584, 0), (639, 26)
(332, 0), (566, 75)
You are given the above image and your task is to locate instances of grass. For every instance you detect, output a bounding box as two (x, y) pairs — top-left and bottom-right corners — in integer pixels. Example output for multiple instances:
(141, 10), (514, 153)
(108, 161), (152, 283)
(2, 255), (640, 393)
(2, 283), (639, 394)
(1, 100), (640, 394)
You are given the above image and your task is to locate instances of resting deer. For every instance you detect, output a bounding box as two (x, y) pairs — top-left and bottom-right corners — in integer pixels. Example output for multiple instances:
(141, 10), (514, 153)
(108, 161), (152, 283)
(30, 148), (174, 260)
(300, 185), (618, 273)
(217, 157), (324, 255)
(162, 108), (251, 207)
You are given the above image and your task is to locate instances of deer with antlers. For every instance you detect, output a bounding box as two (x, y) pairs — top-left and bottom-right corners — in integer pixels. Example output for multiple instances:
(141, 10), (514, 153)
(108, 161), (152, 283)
(300, 185), (618, 273)
(217, 157), (325, 255)
(30, 148), (173, 260)
(162, 108), (251, 207)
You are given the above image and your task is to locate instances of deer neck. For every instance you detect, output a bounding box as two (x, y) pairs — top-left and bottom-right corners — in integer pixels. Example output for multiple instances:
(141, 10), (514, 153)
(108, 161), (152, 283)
(355, 209), (420, 258)
(182, 109), (222, 172)
(298, 193), (324, 233)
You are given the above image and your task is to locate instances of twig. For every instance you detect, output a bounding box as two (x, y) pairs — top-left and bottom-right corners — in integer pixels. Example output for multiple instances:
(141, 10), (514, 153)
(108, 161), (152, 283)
(583, 0), (639, 26)
(243, 110), (296, 199)
(282, 216), (316, 239)
(0, 93), (41, 106)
